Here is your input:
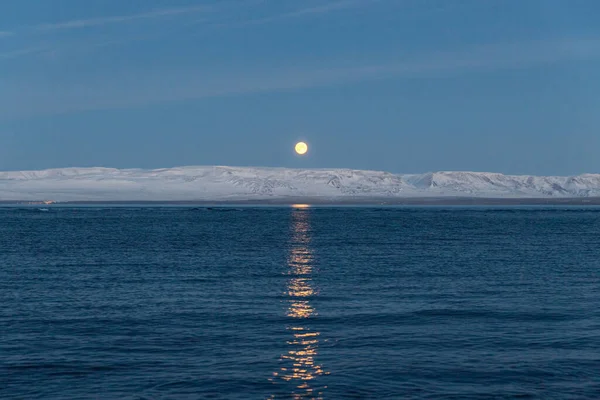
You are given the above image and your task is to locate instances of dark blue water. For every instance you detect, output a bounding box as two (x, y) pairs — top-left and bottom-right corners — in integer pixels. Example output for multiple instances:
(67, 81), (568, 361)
(1, 207), (600, 399)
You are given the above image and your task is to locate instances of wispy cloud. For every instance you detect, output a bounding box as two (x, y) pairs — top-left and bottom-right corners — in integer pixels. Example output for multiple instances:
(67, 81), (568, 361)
(0, 47), (46, 59)
(274, 0), (378, 17)
(0, 5), (215, 61)
(214, 0), (381, 27)
(1, 0), (382, 61)
(2, 36), (599, 120)
(35, 5), (212, 31)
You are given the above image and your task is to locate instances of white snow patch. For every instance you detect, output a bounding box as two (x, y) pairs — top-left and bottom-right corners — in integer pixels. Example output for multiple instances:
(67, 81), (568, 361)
(1, 166), (599, 201)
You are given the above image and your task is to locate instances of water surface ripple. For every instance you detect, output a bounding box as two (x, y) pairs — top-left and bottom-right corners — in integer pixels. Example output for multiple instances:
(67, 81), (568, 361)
(1, 207), (600, 399)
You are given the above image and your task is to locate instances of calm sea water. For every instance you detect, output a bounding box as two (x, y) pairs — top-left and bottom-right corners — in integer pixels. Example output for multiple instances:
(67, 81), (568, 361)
(1, 206), (600, 399)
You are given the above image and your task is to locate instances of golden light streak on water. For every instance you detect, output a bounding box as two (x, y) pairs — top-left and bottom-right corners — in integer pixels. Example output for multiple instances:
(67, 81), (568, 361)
(269, 208), (328, 399)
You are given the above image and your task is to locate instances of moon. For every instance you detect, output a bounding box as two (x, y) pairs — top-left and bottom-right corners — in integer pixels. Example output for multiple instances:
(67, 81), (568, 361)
(295, 141), (308, 155)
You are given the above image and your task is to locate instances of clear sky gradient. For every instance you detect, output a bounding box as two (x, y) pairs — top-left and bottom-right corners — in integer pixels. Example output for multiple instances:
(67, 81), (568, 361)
(1, 0), (599, 175)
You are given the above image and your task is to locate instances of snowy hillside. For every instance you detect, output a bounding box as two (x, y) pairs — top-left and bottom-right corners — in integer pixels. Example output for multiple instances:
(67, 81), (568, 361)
(1, 166), (600, 201)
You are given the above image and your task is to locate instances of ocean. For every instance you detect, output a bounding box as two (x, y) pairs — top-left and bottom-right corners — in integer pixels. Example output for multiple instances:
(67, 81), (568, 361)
(1, 206), (599, 399)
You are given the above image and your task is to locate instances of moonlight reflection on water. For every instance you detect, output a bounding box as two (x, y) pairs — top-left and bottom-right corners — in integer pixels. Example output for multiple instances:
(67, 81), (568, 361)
(270, 207), (327, 399)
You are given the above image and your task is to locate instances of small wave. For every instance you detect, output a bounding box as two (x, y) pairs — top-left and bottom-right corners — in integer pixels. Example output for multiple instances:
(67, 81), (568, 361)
(189, 207), (243, 212)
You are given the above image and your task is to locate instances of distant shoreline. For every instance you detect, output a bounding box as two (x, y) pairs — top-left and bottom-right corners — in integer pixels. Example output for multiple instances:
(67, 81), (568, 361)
(3, 197), (600, 206)
(2, 167), (600, 201)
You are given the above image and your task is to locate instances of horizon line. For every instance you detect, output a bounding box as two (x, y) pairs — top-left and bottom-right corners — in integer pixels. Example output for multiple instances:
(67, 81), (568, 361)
(0, 164), (598, 178)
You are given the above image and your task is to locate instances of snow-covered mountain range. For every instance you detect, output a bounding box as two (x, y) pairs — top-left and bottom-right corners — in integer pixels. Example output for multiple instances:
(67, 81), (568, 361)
(1, 166), (600, 202)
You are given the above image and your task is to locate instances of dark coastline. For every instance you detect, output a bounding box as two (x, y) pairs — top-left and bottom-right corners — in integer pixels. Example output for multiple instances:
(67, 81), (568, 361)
(3, 197), (600, 206)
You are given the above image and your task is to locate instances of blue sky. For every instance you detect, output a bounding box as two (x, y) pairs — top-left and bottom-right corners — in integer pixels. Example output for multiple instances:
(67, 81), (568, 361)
(1, 0), (600, 175)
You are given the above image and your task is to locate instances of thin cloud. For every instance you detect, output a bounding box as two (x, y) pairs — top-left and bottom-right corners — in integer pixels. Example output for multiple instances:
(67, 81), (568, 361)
(35, 5), (212, 31)
(2, 36), (599, 121)
(2, 0), (383, 61)
(215, 0), (381, 27)
(280, 0), (378, 17)
(0, 31), (14, 38)
(0, 47), (46, 59)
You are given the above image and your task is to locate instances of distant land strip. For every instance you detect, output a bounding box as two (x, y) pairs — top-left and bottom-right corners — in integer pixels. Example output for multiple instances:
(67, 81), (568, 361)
(2, 166), (600, 202)
(3, 197), (600, 206)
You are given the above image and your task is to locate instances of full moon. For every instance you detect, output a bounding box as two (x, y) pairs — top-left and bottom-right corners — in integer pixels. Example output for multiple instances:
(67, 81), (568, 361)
(295, 141), (308, 155)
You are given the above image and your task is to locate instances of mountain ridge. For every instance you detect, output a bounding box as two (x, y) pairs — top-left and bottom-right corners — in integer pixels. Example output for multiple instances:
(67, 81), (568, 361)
(1, 166), (600, 201)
